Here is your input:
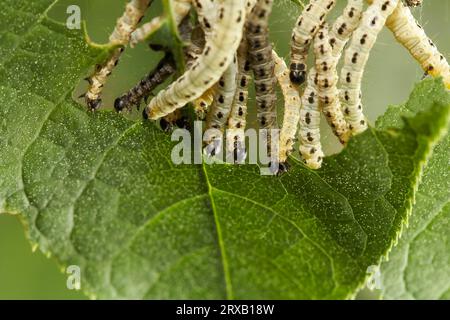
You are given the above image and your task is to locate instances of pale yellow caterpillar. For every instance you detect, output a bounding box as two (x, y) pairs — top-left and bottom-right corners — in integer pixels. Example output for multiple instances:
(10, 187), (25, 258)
(130, 0), (191, 47)
(226, 37), (251, 159)
(247, 0), (277, 131)
(204, 55), (238, 146)
(189, 0), (225, 119)
(184, 25), (216, 119)
(225, 0), (258, 160)
(109, 0), (152, 45)
(386, 1), (450, 89)
(314, 24), (351, 144)
(340, 0), (399, 135)
(191, 0), (253, 121)
(144, 0), (246, 120)
(273, 51), (301, 164)
(329, 0), (364, 61)
(299, 68), (325, 169)
(290, 0), (337, 85)
(130, 17), (164, 48)
(84, 0), (151, 110)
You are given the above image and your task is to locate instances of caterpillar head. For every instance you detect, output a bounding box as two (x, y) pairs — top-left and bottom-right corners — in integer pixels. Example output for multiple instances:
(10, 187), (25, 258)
(289, 63), (307, 85)
(87, 98), (102, 111)
(114, 96), (128, 113)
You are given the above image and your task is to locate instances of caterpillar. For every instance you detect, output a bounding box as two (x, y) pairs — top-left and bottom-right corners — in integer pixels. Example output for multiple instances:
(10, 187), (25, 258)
(273, 51), (301, 165)
(329, 0), (364, 61)
(84, 0), (152, 111)
(225, 0), (258, 161)
(226, 37), (252, 161)
(130, 17), (164, 48)
(114, 53), (176, 112)
(290, 0), (337, 85)
(247, 0), (277, 132)
(246, 0), (258, 14)
(130, 0), (211, 48)
(339, 0), (400, 135)
(143, 0), (246, 120)
(194, 0), (257, 122)
(386, 1), (450, 89)
(404, 0), (422, 7)
(298, 68), (325, 169)
(186, 13), (216, 120)
(204, 55), (238, 146)
(315, 24), (351, 144)
(192, 0), (218, 36)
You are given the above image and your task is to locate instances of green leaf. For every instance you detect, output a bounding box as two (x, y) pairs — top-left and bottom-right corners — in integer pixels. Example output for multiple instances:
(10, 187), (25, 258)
(378, 89), (450, 300)
(1, 0), (449, 299)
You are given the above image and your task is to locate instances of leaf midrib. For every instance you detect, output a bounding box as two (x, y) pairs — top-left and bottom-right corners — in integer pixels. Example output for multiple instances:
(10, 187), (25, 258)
(201, 162), (234, 300)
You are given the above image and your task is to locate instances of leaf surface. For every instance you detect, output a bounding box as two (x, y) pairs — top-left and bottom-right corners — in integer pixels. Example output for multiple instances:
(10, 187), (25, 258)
(378, 88), (450, 300)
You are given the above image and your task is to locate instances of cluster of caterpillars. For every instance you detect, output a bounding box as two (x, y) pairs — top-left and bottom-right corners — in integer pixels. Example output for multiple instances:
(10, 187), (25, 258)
(82, 0), (449, 172)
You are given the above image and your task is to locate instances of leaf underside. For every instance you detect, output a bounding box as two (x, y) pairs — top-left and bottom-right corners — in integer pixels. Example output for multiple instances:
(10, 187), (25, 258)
(0, 0), (449, 299)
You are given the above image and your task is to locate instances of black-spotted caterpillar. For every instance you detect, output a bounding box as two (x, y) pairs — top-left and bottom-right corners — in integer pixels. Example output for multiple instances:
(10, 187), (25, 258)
(83, 0), (152, 111)
(340, 0), (400, 135)
(226, 37), (252, 160)
(114, 52), (176, 113)
(246, 0), (278, 131)
(314, 24), (351, 144)
(318, 0), (363, 144)
(298, 68), (324, 169)
(290, 0), (337, 85)
(386, 1), (450, 89)
(204, 55), (238, 147)
(274, 51), (301, 165)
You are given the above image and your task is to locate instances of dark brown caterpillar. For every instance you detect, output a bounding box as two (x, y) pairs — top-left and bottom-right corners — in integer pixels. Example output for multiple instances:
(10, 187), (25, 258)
(247, 0), (277, 131)
(114, 53), (176, 112)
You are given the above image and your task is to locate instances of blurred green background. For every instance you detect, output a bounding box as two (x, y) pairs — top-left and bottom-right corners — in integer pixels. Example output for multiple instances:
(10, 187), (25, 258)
(0, 0), (448, 299)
